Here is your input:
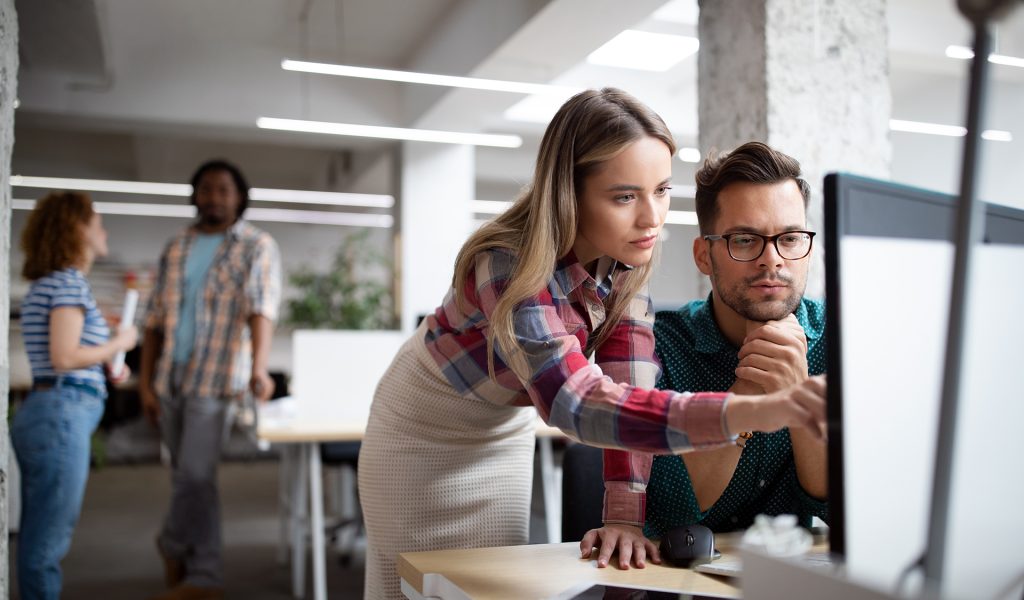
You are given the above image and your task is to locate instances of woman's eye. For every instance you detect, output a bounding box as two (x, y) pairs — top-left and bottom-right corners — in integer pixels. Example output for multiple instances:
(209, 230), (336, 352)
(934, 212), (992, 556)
(615, 194), (636, 204)
(655, 186), (671, 196)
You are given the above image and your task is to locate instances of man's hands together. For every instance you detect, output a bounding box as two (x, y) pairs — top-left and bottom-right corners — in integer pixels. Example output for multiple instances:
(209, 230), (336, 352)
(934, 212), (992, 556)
(736, 314), (808, 393)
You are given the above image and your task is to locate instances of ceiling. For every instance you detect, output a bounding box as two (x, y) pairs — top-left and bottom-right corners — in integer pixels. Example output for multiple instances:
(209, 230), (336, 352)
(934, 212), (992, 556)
(11, 0), (1024, 199)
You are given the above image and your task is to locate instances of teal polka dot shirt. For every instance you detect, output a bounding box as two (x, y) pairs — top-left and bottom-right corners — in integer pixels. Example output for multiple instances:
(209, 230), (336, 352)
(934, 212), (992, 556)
(644, 295), (829, 538)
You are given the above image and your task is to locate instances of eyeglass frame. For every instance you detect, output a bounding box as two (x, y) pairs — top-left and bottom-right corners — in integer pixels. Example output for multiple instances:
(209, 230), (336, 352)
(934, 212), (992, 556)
(702, 230), (817, 262)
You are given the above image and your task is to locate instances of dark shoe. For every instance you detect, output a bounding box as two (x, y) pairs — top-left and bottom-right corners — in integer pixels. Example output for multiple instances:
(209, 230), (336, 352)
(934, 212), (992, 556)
(155, 537), (185, 588)
(148, 583), (225, 600)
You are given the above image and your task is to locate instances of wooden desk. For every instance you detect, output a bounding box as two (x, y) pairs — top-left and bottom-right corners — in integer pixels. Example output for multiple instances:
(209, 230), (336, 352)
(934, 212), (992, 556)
(398, 541), (741, 599)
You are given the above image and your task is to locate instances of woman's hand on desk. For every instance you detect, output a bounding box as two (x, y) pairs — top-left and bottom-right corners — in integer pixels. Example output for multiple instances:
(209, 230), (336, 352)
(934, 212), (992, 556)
(726, 375), (827, 440)
(580, 524), (661, 570)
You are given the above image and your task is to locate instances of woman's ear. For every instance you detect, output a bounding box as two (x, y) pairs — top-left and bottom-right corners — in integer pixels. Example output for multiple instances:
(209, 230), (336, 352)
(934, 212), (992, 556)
(693, 235), (713, 276)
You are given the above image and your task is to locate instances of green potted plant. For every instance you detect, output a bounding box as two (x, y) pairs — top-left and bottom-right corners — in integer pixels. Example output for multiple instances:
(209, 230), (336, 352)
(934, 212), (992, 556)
(286, 230), (397, 330)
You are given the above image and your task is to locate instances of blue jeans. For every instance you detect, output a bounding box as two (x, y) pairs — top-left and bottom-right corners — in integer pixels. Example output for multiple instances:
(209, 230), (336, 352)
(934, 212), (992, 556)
(12, 383), (104, 600)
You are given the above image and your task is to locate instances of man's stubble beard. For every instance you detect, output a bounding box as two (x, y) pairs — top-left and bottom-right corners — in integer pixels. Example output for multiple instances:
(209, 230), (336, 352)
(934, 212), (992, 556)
(710, 256), (804, 322)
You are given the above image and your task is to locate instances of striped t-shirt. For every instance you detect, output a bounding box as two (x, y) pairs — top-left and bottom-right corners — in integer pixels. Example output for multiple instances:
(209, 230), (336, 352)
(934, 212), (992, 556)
(21, 268), (110, 391)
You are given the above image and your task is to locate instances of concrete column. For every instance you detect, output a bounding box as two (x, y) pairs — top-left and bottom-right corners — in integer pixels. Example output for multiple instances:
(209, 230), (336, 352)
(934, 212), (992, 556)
(397, 143), (473, 333)
(698, 0), (891, 296)
(0, 0), (18, 593)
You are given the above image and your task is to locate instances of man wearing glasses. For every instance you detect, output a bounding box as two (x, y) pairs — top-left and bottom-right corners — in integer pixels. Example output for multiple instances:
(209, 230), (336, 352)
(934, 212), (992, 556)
(588, 142), (827, 569)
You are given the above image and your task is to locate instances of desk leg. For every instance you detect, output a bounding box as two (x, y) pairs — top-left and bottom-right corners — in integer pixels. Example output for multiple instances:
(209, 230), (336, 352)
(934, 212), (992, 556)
(538, 437), (562, 543)
(292, 445), (309, 599)
(309, 443), (328, 600)
(278, 445), (294, 565)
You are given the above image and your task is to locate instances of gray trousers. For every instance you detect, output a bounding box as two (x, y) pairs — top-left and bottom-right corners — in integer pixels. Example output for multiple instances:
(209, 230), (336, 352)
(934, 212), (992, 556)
(157, 363), (228, 587)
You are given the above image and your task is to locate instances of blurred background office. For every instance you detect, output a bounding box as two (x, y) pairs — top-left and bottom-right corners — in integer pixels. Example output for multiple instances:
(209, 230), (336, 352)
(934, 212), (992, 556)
(1, 0), (1022, 598)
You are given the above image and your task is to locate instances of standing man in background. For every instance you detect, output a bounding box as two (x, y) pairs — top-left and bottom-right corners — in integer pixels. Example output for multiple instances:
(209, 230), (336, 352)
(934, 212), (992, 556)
(139, 159), (282, 600)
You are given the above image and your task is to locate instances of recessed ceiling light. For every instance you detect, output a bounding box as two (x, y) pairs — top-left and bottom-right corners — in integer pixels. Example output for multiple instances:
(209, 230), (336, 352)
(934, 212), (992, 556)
(677, 147), (701, 163)
(281, 59), (577, 96)
(587, 30), (699, 72)
(257, 117), (522, 148)
(890, 119), (1012, 142)
(945, 45), (1024, 68)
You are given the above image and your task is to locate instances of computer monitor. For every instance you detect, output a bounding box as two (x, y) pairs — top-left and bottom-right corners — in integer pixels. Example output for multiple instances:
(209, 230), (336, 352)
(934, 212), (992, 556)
(824, 173), (1024, 595)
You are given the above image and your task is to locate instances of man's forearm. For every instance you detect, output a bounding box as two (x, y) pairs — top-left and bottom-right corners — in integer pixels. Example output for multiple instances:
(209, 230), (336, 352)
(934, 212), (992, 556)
(248, 314), (273, 371)
(139, 327), (164, 391)
(790, 427), (827, 499)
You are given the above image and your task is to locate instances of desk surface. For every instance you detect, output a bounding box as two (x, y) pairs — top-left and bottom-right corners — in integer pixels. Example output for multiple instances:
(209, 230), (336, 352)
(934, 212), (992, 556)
(398, 542), (741, 600)
(257, 396), (566, 443)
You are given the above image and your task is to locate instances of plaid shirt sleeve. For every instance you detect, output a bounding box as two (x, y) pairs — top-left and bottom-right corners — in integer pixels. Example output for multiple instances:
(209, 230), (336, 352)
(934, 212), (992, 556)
(474, 252), (733, 457)
(246, 234), (282, 322)
(594, 291), (660, 527)
(144, 241), (172, 331)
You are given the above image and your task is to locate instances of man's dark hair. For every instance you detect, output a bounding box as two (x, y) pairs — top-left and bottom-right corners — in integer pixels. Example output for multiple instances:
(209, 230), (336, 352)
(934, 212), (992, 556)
(694, 141), (811, 234)
(189, 159), (250, 218)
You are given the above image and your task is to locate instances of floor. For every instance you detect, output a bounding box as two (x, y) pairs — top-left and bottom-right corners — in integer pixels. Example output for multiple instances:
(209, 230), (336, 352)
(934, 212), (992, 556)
(8, 444), (554, 600)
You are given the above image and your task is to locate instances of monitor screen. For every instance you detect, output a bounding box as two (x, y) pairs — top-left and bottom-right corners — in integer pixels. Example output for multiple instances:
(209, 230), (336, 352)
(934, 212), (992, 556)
(824, 173), (1024, 593)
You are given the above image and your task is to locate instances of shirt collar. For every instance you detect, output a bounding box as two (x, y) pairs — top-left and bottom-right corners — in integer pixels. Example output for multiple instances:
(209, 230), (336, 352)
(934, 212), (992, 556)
(694, 293), (821, 353)
(693, 295), (730, 354)
(554, 251), (632, 298)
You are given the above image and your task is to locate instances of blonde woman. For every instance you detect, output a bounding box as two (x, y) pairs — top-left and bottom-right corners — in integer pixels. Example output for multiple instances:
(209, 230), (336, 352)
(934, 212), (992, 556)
(13, 192), (137, 600)
(358, 88), (827, 599)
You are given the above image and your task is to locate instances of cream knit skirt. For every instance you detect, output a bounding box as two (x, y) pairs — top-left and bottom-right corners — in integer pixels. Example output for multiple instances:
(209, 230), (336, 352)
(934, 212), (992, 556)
(358, 327), (537, 600)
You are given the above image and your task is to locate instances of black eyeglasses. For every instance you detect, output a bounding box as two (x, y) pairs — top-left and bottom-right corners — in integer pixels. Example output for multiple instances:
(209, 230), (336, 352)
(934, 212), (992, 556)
(703, 231), (816, 262)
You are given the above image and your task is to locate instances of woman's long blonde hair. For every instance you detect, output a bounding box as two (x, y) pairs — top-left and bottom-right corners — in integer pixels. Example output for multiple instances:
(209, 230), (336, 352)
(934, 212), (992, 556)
(453, 88), (676, 371)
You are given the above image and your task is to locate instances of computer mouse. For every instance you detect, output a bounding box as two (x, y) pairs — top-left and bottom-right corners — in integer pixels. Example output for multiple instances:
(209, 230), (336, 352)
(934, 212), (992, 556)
(659, 524), (716, 568)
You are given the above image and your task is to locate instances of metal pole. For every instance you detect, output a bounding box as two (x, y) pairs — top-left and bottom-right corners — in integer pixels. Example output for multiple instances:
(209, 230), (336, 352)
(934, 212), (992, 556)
(921, 17), (992, 588)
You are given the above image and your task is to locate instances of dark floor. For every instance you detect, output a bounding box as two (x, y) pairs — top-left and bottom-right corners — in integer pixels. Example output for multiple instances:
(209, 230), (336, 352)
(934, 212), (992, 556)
(9, 444), (553, 600)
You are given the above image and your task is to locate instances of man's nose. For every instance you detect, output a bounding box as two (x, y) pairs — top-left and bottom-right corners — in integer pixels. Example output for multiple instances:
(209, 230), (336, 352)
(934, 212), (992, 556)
(757, 238), (785, 268)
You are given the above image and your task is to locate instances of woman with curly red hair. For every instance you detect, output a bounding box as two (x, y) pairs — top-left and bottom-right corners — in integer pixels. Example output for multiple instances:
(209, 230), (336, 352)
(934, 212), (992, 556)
(13, 191), (138, 600)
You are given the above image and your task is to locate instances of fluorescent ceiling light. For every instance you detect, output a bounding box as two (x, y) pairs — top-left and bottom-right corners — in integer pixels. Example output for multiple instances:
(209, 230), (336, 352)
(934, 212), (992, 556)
(504, 92), (576, 124)
(945, 45), (1024, 68)
(282, 59), (577, 96)
(889, 119), (1012, 142)
(677, 147), (701, 163)
(249, 188), (393, 208)
(12, 199), (392, 228)
(981, 130), (1014, 142)
(587, 30), (699, 72)
(10, 175), (394, 208)
(246, 208), (393, 228)
(257, 117), (522, 148)
(12, 175), (190, 196)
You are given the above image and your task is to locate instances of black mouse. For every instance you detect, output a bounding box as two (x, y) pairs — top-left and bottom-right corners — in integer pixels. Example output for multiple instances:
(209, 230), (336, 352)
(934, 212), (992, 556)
(659, 524), (716, 568)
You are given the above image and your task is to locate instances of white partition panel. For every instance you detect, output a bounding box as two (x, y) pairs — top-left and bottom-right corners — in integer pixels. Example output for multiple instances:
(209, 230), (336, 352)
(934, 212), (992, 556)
(944, 245), (1024, 600)
(291, 330), (407, 426)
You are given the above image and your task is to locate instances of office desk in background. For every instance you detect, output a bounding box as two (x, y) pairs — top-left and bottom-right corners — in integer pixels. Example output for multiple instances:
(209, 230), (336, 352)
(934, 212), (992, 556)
(257, 397), (568, 600)
(398, 541), (741, 600)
